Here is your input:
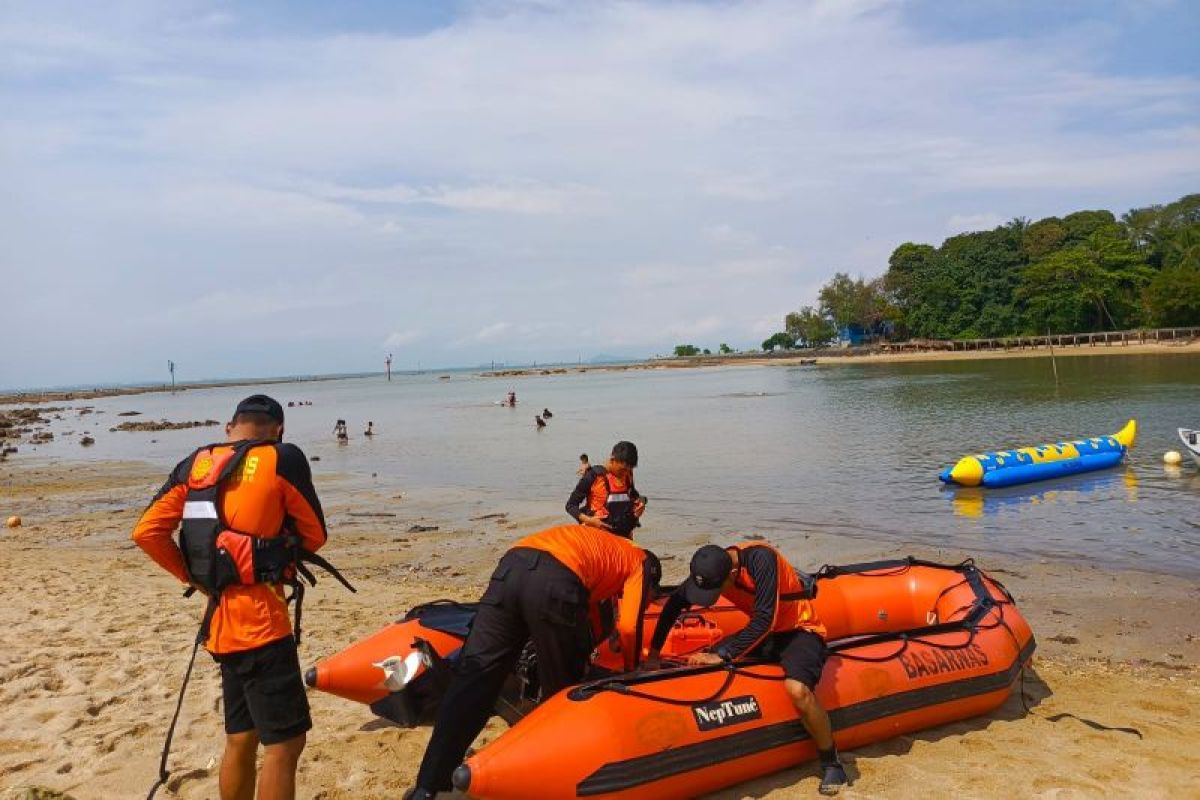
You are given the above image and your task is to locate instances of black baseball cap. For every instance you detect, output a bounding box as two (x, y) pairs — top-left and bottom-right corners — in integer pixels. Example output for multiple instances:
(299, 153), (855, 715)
(683, 545), (733, 607)
(234, 394), (285, 424)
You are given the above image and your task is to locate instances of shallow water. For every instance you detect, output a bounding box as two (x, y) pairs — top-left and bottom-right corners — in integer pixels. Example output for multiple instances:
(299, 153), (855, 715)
(16, 354), (1200, 576)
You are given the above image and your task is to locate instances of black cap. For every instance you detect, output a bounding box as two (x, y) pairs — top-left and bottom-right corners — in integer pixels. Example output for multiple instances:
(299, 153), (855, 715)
(683, 545), (733, 607)
(234, 394), (284, 424)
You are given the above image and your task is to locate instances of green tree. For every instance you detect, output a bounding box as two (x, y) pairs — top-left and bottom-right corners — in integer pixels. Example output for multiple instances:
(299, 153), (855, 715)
(1061, 210), (1117, 245)
(818, 273), (868, 330)
(718, 343), (734, 354)
(1163, 223), (1200, 271)
(1144, 265), (1200, 326)
(785, 306), (836, 347)
(761, 332), (796, 351)
(817, 273), (893, 340)
(883, 243), (937, 318)
(673, 344), (700, 357)
(1021, 218), (1068, 260)
(1018, 224), (1152, 332)
(928, 226), (1024, 338)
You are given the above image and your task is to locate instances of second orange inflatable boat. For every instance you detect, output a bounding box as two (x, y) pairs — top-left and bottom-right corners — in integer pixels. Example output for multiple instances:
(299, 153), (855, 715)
(307, 558), (1035, 799)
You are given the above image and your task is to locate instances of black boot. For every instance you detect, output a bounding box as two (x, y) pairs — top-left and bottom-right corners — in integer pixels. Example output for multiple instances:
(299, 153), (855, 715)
(402, 788), (437, 800)
(817, 748), (848, 796)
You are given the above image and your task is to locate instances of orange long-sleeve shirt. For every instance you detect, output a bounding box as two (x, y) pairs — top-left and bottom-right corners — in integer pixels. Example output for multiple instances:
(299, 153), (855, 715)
(514, 524), (655, 670)
(132, 440), (327, 654)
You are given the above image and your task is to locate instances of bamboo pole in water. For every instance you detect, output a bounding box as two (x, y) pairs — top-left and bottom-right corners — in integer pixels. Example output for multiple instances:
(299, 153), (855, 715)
(1047, 330), (1060, 388)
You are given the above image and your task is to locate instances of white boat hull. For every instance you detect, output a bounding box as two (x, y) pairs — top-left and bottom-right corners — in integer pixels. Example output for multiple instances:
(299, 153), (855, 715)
(1179, 428), (1200, 467)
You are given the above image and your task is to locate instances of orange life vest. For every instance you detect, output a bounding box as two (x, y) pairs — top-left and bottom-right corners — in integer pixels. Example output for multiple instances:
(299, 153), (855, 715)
(725, 543), (825, 638)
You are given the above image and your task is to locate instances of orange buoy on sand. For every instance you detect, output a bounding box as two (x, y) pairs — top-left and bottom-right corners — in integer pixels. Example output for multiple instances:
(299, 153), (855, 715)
(308, 558), (1034, 799)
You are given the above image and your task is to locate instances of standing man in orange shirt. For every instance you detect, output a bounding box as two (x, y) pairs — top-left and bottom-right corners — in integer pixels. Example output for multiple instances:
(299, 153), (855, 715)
(133, 395), (329, 800)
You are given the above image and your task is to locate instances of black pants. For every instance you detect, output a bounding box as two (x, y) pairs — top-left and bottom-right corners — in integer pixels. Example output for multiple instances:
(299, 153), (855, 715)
(415, 547), (592, 791)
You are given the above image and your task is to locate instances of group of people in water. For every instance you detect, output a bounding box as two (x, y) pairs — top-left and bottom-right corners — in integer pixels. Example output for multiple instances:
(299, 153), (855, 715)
(131, 394), (847, 800)
(332, 419), (374, 441)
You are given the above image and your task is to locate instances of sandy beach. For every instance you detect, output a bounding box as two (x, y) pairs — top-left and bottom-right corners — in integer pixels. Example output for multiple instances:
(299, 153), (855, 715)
(1, 458), (1198, 800)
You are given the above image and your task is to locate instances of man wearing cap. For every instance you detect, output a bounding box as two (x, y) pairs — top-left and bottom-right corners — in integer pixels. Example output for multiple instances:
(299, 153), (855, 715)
(565, 440), (646, 538)
(646, 542), (849, 796)
(133, 395), (327, 800)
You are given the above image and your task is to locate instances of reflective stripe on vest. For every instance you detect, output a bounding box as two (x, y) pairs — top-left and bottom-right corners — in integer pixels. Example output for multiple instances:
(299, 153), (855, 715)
(183, 501), (218, 519)
(601, 472), (636, 535)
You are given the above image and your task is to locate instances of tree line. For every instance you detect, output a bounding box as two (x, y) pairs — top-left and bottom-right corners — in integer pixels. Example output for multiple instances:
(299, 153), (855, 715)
(761, 193), (1200, 350)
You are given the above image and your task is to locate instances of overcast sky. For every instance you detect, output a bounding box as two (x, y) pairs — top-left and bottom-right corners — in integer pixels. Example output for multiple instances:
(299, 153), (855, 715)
(3, 0), (1198, 388)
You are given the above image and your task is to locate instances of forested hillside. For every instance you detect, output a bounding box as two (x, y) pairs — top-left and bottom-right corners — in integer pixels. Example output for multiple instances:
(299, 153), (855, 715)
(771, 193), (1200, 349)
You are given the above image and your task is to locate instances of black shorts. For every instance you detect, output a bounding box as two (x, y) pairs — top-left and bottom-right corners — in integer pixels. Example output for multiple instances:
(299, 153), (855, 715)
(213, 636), (311, 745)
(764, 628), (828, 689)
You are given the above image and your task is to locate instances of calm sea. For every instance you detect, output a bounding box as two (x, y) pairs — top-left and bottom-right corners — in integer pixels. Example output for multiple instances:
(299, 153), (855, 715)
(14, 355), (1200, 576)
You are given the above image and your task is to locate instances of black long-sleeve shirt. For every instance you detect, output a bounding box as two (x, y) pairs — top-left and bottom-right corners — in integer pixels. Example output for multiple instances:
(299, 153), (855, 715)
(650, 546), (782, 661)
(565, 466), (640, 534)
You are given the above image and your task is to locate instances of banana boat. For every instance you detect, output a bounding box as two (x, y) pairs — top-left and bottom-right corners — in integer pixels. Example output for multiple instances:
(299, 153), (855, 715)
(939, 419), (1136, 488)
(307, 558), (1034, 799)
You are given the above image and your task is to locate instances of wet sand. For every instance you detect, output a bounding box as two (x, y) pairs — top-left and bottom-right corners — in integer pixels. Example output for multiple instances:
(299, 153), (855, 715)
(1, 460), (1198, 799)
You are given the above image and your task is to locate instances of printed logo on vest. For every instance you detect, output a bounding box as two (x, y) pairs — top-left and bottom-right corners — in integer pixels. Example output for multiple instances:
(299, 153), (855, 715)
(191, 455), (214, 481)
(691, 695), (762, 732)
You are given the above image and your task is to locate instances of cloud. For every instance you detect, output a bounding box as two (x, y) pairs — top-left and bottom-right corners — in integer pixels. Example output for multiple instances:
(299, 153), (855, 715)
(946, 212), (1007, 233)
(664, 316), (724, 340)
(2, 0), (1198, 385)
(475, 322), (512, 342)
(751, 313), (787, 337)
(383, 329), (423, 348)
(703, 223), (758, 247)
(305, 180), (597, 215)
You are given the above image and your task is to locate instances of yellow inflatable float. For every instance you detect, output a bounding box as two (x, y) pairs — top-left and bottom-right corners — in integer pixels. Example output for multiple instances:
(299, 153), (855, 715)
(940, 420), (1136, 488)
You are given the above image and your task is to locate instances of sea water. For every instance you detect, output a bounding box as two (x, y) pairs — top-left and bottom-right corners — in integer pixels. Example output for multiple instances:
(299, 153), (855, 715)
(12, 354), (1200, 576)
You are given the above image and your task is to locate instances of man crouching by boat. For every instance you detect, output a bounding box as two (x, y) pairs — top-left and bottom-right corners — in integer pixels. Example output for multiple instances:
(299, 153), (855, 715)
(645, 543), (849, 795)
(405, 524), (660, 799)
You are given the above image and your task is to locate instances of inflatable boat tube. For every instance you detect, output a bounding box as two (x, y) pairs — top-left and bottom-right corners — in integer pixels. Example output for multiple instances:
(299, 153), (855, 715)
(940, 419), (1136, 488)
(455, 558), (1034, 800)
(308, 559), (1034, 798)
(305, 597), (750, 725)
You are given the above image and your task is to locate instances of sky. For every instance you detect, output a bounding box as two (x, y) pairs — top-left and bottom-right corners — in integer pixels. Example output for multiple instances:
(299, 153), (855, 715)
(2, 0), (1198, 388)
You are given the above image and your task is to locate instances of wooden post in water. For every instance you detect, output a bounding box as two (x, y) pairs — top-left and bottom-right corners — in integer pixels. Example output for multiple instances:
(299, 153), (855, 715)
(1047, 330), (1060, 388)
(386, 353), (392, 382)
(168, 360), (175, 391)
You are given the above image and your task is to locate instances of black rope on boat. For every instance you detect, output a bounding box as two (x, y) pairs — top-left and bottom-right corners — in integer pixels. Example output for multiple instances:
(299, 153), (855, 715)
(581, 558), (1015, 706)
(597, 663), (746, 707)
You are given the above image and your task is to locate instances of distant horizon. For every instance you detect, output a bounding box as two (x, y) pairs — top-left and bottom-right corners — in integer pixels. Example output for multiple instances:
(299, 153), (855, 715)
(0, 354), (655, 395)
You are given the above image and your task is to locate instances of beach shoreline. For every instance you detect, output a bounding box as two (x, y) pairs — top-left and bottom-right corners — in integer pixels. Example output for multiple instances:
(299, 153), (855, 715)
(2, 458), (1197, 798)
(487, 339), (1200, 377)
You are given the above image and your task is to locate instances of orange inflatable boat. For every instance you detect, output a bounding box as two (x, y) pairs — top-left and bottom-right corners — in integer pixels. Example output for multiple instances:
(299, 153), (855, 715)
(307, 558), (1034, 799)
(305, 594), (750, 725)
